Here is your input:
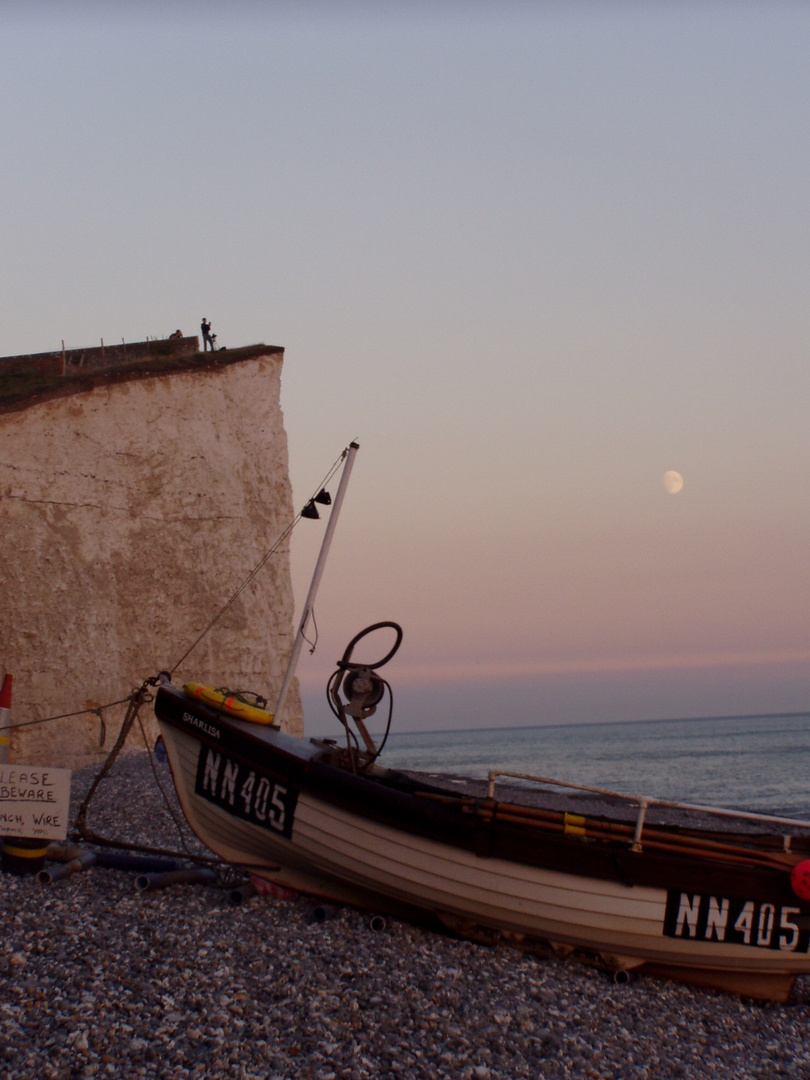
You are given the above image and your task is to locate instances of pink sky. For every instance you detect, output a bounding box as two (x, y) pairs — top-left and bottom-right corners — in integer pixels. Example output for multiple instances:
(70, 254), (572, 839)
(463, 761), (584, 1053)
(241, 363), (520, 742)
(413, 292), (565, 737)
(3, 5), (810, 734)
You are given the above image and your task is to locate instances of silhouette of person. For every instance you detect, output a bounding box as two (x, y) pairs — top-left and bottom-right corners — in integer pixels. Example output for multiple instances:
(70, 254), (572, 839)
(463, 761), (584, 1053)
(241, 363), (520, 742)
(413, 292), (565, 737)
(201, 318), (213, 351)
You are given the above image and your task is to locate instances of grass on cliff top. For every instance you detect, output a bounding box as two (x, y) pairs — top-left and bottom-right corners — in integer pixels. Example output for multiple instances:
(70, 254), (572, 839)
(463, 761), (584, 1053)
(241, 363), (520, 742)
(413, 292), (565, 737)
(0, 344), (278, 410)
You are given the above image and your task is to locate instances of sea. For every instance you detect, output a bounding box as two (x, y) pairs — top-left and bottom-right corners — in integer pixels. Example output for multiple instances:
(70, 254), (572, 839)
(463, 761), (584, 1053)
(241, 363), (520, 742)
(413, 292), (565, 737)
(376, 713), (810, 820)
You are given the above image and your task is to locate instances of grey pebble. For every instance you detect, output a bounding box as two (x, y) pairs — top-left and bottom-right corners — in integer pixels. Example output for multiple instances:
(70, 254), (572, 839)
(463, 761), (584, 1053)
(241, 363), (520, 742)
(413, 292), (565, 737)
(1, 751), (809, 1079)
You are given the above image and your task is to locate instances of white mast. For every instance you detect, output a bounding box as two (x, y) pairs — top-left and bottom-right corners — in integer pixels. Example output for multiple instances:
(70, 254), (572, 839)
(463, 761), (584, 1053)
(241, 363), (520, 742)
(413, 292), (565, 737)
(274, 441), (359, 725)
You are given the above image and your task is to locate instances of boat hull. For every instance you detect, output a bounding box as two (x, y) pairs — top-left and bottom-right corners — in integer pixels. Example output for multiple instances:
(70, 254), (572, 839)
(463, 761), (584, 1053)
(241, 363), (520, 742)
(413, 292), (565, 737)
(155, 685), (810, 1001)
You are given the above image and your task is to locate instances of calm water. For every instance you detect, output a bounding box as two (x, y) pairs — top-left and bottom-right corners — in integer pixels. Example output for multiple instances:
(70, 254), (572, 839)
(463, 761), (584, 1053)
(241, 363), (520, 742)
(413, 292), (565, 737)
(377, 713), (810, 819)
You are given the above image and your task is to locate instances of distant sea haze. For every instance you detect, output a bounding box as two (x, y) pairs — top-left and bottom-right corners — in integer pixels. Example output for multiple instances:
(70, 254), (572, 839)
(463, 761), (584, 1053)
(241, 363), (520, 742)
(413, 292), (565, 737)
(377, 713), (810, 820)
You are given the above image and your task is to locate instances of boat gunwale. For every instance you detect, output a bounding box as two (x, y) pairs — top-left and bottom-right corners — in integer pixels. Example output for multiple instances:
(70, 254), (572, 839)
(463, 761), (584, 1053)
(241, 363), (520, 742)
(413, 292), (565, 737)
(487, 769), (810, 845)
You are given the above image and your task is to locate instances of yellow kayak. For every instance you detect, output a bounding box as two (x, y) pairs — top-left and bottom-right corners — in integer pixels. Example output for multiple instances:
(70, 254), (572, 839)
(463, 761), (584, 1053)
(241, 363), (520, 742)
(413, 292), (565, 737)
(183, 682), (276, 726)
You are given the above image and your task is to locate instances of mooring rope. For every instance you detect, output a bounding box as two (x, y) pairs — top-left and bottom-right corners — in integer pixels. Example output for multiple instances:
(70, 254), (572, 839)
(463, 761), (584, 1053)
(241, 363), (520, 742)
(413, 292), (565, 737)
(73, 677), (225, 865)
(167, 446), (347, 675)
(75, 678), (155, 842)
(9, 696), (131, 733)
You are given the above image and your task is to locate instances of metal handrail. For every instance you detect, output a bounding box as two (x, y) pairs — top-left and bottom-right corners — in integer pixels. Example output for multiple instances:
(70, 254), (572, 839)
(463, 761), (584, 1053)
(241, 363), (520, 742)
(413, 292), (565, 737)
(486, 769), (810, 853)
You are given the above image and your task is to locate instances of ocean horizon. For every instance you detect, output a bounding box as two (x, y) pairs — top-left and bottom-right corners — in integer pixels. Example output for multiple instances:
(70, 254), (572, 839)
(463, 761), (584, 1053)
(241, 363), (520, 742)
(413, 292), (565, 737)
(375, 707), (810, 739)
(373, 710), (810, 820)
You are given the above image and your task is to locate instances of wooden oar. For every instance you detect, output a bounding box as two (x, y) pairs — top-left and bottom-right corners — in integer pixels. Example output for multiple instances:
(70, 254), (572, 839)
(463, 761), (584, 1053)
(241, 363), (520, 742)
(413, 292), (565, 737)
(415, 789), (796, 873)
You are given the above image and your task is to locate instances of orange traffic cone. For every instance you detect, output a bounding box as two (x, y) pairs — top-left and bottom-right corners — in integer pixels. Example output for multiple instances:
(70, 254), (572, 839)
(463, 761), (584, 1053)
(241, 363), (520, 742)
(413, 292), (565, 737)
(0, 674), (48, 875)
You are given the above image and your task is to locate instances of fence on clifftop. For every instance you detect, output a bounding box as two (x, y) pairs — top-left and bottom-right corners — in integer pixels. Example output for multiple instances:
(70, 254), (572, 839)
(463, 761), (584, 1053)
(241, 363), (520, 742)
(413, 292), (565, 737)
(0, 336), (200, 378)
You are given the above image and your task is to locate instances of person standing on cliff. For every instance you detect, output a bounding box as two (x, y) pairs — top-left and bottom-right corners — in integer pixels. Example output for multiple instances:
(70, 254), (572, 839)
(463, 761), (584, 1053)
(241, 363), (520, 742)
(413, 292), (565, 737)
(201, 318), (213, 351)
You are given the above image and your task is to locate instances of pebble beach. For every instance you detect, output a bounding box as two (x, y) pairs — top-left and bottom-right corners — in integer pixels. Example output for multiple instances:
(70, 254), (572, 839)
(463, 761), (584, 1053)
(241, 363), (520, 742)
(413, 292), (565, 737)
(2, 753), (810, 1080)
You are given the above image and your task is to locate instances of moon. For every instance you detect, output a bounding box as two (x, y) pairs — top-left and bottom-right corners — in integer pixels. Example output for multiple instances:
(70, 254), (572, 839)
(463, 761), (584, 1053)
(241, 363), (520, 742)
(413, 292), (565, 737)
(663, 470), (684, 495)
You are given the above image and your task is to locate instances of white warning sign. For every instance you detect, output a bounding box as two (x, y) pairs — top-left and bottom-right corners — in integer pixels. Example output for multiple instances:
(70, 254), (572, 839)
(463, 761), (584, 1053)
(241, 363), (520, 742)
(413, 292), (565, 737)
(0, 764), (71, 840)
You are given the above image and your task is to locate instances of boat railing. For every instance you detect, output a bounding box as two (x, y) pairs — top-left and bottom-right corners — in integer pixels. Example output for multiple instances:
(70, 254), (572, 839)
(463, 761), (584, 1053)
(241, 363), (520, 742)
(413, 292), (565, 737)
(486, 770), (810, 853)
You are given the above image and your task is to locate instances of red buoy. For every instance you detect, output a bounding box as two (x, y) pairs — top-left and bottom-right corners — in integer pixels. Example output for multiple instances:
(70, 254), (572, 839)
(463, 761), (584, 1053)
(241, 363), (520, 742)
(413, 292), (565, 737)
(791, 860), (810, 900)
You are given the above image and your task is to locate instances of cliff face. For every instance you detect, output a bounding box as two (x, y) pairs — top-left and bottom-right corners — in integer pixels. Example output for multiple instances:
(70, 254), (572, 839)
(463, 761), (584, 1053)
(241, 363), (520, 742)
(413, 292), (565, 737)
(0, 350), (303, 768)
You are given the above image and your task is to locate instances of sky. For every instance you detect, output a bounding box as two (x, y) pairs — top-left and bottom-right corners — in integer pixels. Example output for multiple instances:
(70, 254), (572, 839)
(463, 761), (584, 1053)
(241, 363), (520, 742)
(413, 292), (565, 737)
(3, 1), (810, 735)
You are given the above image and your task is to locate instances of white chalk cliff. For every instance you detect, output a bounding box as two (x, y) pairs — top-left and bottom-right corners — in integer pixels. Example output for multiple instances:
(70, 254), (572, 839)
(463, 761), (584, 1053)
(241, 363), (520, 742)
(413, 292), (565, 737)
(0, 348), (303, 768)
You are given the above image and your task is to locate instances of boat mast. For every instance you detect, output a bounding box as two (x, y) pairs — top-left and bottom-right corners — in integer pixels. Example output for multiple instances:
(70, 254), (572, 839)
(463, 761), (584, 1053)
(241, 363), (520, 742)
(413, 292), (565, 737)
(274, 441), (359, 725)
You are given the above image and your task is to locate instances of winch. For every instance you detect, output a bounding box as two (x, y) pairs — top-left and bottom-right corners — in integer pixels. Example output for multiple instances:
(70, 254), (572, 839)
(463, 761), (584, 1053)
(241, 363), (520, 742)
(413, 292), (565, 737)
(326, 621), (403, 767)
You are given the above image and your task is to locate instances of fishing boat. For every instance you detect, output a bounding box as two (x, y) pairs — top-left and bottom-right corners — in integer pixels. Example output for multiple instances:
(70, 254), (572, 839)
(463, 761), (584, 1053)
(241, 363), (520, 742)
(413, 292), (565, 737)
(154, 443), (810, 1002)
